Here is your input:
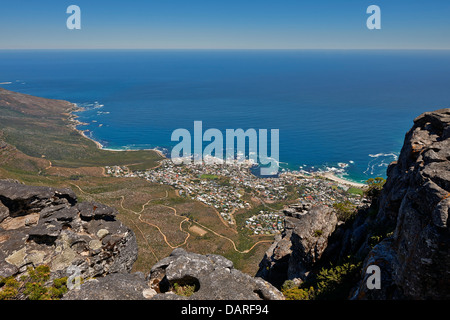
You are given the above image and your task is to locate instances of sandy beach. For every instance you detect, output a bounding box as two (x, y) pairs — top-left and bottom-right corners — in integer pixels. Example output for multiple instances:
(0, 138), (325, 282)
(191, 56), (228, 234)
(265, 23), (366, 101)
(317, 172), (367, 188)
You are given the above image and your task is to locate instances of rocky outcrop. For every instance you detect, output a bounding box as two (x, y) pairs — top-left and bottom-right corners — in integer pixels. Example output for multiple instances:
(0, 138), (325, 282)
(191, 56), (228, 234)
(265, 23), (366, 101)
(256, 205), (338, 288)
(0, 180), (138, 280)
(258, 108), (450, 300)
(65, 248), (284, 300)
(352, 108), (450, 299)
(62, 272), (154, 300)
(149, 248), (284, 300)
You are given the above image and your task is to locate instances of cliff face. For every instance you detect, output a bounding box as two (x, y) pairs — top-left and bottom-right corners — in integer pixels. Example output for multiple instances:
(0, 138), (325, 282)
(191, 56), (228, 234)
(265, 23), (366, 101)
(258, 108), (450, 299)
(353, 108), (450, 299)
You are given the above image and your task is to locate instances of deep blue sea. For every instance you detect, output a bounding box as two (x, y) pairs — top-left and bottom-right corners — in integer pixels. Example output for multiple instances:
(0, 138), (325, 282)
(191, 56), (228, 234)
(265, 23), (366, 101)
(1, 50), (450, 183)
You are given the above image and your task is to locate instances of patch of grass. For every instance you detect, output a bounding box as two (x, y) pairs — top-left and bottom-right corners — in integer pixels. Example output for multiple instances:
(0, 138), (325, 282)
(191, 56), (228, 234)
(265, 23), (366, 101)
(347, 187), (364, 196)
(200, 174), (219, 180)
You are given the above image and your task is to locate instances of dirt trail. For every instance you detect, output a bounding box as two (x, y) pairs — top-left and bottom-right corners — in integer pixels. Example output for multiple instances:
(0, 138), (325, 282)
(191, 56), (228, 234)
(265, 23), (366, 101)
(119, 192), (190, 250)
(71, 183), (272, 254)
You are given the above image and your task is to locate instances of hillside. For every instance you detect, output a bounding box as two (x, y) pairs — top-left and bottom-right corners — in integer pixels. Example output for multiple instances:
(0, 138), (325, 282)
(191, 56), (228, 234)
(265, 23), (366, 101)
(0, 88), (163, 169)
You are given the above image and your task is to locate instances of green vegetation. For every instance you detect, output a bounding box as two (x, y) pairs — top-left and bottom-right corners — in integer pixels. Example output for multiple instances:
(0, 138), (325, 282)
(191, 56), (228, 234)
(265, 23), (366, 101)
(172, 282), (197, 297)
(200, 174), (219, 180)
(368, 232), (393, 248)
(0, 90), (163, 170)
(347, 187), (364, 196)
(282, 285), (315, 300)
(0, 276), (20, 300)
(365, 177), (386, 199)
(367, 219), (395, 248)
(314, 229), (323, 237)
(333, 200), (357, 222)
(0, 265), (69, 300)
(281, 258), (363, 300)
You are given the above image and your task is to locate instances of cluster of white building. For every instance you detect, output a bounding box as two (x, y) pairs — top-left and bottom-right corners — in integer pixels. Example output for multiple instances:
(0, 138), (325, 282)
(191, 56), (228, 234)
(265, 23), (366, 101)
(106, 160), (365, 227)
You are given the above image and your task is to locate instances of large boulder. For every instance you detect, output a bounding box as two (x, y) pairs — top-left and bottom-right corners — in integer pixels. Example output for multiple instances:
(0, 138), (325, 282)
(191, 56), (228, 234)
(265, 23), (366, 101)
(256, 205), (338, 287)
(62, 272), (153, 300)
(148, 248), (285, 300)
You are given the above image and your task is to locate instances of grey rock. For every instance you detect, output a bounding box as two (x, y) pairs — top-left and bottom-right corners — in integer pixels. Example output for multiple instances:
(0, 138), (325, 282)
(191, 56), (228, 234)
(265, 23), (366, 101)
(63, 272), (151, 300)
(0, 260), (18, 278)
(148, 249), (284, 300)
(352, 108), (450, 299)
(76, 202), (117, 220)
(0, 200), (9, 224)
(257, 205), (338, 287)
(0, 180), (76, 218)
(0, 180), (137, 283)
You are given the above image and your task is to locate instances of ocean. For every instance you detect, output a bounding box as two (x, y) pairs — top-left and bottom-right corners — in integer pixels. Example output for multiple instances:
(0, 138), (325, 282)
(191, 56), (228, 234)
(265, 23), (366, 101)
(1, 49), (450, 183)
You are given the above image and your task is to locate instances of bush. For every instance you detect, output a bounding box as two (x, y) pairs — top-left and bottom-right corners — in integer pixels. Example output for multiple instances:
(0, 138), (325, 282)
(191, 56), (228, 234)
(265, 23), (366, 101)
(313, 229), (323, 237)
(0, 265), (68, 300)
(365, 177), (386, 199)
(173, 282), (196, 297)
(281, 258), (362, 300)
(0, 277), (19, 300)
(282, 287), (315, 300)
(368, 231), (394, 248)
(281, 280), (296, 291)
(333, 200), (357, 222)
(313, 261), (362, 300)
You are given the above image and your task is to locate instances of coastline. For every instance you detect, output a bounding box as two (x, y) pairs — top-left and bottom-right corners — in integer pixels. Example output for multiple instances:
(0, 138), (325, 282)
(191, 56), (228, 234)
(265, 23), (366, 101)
(67, 102), (166, 158)
(67, 103), (366, 187)
(315, 172), (367, 188)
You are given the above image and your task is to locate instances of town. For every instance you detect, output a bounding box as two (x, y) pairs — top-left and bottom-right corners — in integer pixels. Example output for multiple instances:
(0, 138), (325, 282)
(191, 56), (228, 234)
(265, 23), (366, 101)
(105, 159), (367, 234)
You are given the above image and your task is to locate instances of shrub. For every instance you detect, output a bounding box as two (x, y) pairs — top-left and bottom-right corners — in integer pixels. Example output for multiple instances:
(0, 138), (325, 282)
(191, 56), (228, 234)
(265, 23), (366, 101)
(0, 277), (19, 300)
(313, 261), (362, 300)
(280, 258), (363, 300)
(282, 287), (315, 300)
(365, 177), (386, 199)
(173, 282), (196, 297)
(0, 265), (69, 300)
(333, 200), (357, 222)
(368, 231), (394, 248)
(281, 280), (296, 291)
(313, 229), (323, 237)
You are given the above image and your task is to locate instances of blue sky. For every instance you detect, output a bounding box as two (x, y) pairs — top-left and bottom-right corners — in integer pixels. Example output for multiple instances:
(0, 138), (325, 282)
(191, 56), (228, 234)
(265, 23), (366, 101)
(1, 0), (449, 49)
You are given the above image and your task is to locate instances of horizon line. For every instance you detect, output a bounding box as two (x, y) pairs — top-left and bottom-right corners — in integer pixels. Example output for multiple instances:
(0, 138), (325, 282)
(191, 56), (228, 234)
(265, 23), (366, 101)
(1, 48), (450, 51)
